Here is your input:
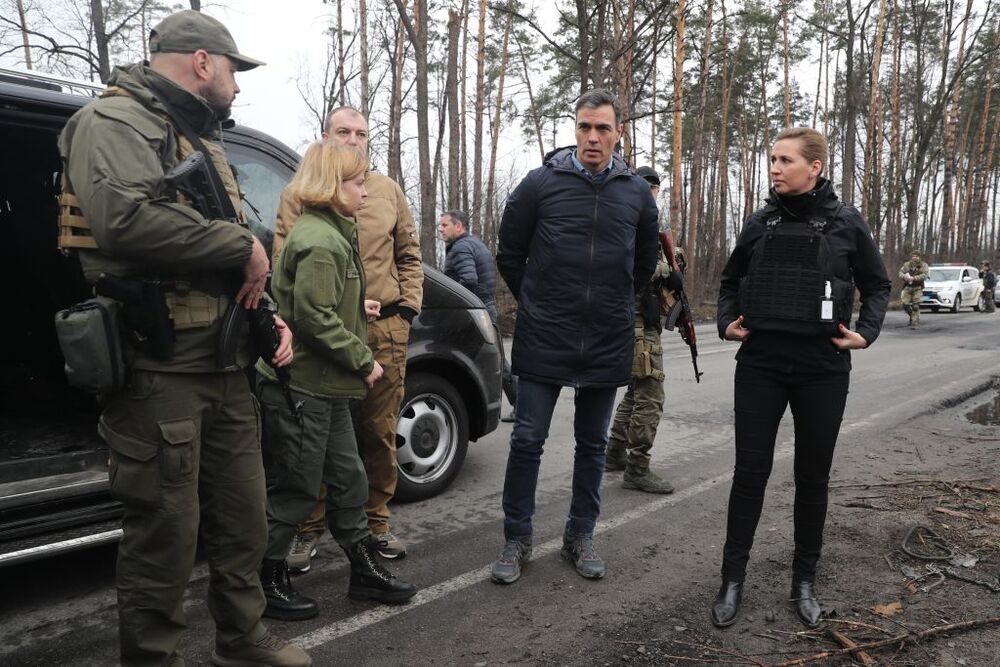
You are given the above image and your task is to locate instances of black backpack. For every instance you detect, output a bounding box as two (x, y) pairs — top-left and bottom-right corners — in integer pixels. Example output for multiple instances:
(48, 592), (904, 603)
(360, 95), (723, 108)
(738, 202), (853, 336)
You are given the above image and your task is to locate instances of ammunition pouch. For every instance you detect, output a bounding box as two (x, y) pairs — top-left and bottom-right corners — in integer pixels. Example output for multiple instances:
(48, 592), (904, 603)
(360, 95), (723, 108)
(54, 297), (128, 394)
(631, 330), (665, 381)
(165, 290), (227, 330)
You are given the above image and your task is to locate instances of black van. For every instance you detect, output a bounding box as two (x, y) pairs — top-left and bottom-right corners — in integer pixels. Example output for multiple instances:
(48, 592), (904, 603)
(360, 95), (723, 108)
(0, 69), (501, 567)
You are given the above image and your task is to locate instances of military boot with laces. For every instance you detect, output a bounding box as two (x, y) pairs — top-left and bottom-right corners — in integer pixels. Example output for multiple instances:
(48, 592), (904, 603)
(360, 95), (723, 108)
(622, 466), (675, 494)
(346, 535), (418, 602)
(211, 631), (312, 667)
(260, 558), (319, 621)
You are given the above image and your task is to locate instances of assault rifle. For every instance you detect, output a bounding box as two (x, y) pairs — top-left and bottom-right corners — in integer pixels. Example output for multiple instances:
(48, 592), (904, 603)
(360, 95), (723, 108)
(164, 151), (302, 417)
(658, 231), (703, 383)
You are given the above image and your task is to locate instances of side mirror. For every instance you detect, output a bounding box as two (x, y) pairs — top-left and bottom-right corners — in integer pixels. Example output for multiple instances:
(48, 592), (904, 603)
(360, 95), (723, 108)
(962, 275), (972, 282)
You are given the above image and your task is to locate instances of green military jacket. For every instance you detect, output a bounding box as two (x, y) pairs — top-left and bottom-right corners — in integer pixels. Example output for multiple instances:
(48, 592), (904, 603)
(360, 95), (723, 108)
(898, 259), (930, 286)
(58, 63), (255, 372)
(258, 207), (374, 398)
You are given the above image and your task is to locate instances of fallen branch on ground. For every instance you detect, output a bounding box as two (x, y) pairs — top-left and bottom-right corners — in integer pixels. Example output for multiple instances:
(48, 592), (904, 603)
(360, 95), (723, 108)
(828, 630), (876, 666)
(769, 616), (1000, 666)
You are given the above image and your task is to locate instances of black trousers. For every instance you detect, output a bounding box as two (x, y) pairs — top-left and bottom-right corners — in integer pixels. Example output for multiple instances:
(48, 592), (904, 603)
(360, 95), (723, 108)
(721, 362), (850, 582)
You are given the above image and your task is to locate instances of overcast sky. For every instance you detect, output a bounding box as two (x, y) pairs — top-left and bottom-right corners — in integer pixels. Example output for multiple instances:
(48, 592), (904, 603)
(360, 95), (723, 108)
(215, 0), (557, 183)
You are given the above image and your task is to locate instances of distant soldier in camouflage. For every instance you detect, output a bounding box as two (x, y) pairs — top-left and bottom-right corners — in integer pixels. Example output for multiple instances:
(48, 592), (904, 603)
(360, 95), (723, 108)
(605, 166), (674, 494)
(898, 251), (929, 328)
(981, 261), (996, 313)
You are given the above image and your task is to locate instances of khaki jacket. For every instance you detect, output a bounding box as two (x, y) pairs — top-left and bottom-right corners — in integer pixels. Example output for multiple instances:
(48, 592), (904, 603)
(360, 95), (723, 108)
(58, 63), (254, 372)
(258, 207), (373, 398)
(273, 171), (423, 316)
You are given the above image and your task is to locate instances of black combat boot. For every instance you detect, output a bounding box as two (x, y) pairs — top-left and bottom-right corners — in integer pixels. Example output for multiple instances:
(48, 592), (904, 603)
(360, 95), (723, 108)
(791, 580), (823, 628)
(260, 558), (319, 621)
(710, 579), (744, 628)
(346, 536), (418, 603)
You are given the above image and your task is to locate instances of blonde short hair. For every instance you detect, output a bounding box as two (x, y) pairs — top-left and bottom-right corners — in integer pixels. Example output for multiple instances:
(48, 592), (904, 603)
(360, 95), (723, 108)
(285, 141), (368, 210)
(775, 127), (829, 175)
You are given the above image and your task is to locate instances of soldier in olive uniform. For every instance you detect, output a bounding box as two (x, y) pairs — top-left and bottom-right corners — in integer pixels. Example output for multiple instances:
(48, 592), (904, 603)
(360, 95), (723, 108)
(604, 166), (674, 494)
(898, 251), (929, 328)
(58, 11), (309, 667)
(982, 261), (997, 313)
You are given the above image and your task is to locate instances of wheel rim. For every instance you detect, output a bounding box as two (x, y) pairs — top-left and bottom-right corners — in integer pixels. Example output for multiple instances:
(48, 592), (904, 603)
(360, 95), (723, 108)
(395, 392), (459, 486)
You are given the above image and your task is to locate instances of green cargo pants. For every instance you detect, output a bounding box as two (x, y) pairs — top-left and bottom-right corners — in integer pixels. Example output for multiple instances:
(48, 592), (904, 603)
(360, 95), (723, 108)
(607, 319), (666, 469)
(258, 380), (369, 558)
(98, 370), (268, 667)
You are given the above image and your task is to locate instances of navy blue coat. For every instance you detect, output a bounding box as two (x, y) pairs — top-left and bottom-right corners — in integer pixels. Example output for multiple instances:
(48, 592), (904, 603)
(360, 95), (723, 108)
(444, 232), (498, 322)
(497, 147), (659, 388)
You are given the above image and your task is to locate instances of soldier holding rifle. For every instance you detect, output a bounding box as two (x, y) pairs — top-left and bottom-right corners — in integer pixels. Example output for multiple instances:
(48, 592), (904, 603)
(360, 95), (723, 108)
(58, 10), (309, 667)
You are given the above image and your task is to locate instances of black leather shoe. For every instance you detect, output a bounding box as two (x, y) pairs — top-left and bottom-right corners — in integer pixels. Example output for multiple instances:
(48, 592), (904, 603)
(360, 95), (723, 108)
(346, 536), (418, 603)
(791, 580), (823, 628)
(710, 580), (743, 627)
(260, 558), (319, 621)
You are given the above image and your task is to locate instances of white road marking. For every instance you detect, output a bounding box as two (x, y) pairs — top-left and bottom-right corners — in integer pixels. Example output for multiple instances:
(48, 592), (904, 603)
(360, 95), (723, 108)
(294, 363), (1000, 650)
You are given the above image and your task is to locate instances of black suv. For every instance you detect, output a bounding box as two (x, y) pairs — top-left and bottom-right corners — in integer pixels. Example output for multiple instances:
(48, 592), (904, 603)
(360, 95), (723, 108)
(0, 69), (501, 566)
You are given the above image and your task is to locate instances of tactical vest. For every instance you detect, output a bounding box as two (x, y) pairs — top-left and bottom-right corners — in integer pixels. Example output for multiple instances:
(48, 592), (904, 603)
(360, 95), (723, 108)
(58, 86), (247, 330)
(738, 204), (854, 337)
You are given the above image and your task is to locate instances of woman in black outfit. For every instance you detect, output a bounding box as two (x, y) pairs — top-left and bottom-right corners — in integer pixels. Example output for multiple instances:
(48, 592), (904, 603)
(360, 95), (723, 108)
(712, 127), (891, 628)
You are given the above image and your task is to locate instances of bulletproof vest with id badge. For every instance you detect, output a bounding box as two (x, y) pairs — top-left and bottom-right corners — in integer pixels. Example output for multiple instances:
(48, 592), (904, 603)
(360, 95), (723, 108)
(738, 205), (853, 337)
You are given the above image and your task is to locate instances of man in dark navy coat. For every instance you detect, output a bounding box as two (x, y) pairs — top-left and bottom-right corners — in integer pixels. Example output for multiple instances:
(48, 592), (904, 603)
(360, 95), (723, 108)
(491, 89), (659, 584)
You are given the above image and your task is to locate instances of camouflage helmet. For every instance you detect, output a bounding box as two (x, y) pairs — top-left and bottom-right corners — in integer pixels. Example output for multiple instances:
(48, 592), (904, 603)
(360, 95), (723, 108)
(909, 249), (922, 258)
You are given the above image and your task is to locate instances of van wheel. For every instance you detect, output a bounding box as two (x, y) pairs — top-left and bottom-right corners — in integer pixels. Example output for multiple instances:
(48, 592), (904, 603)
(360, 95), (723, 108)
(950, 295), (962, 313)
(394, 373), (469, 502)
(974, 293), (985, 312)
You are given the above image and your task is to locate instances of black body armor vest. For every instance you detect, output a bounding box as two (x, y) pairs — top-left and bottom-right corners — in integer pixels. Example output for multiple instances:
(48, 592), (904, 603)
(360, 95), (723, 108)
(739, 205), (853, 336)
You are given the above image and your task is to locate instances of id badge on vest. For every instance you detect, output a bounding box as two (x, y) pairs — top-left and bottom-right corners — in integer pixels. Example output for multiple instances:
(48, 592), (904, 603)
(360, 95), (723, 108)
(820, 280), (834, 322)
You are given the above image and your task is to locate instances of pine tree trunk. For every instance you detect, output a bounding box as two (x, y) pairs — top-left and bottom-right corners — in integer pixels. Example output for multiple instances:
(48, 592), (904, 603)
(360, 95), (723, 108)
(336, 0), (346, 105)
(15, 0), (32, 69)
(885, 0), (902, 260)
(359, 0), (369, 114)
(939, 0), (974, 254)
(472, 0), (487, 228)
(782, 9), (791, 127)
(387, 7), (406, 186)
(460, 0), (470, 214)
(861, 0), (888, 222)
(446, 9), (461, 211)
(483, 0), (515, 241)
(670, 0), (685, 236)
(90, 0), (111, 82)
(515, 32), (545, 162)
(686, 0), (713, 294)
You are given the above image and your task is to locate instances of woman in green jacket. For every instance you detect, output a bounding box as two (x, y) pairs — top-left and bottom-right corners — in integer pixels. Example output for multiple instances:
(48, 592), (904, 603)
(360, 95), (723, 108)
(257, 142), (417, 620)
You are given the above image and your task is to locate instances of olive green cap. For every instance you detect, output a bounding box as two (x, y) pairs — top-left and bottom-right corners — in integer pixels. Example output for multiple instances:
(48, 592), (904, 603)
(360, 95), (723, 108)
(149, 10), (265, 71)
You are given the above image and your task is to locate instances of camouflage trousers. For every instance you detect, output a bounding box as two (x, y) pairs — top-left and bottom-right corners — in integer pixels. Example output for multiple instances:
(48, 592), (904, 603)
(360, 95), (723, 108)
(900, 286), (923, 323)
(607, 322), (665, 470)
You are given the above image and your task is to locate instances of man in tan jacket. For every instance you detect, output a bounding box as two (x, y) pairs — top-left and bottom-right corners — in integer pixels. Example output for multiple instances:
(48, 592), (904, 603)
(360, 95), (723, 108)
(272, 107), (423, 568)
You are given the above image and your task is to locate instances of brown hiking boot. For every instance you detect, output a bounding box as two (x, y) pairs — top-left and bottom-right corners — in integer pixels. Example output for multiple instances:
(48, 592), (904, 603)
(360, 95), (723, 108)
(211, 631), (311, 667)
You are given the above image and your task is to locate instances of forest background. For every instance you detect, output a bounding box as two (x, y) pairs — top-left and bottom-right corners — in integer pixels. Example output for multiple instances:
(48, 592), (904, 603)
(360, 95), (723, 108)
(3, 0), (999, 307)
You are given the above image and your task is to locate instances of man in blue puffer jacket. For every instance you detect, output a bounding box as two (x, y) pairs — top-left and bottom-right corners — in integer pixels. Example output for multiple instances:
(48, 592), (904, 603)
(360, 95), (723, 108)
(490, 89), (659, 585)
(440, 209), (498, 321)
(440, 209), (517, 415)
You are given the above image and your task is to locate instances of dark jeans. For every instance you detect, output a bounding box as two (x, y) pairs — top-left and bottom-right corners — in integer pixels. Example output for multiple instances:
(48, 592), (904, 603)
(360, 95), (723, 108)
(501, 379), (617, 540)
(721, 362), (850, 583)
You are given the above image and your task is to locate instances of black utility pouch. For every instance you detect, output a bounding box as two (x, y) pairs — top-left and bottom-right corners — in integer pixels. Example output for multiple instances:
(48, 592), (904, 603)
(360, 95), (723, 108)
(55, 296), (128, 394)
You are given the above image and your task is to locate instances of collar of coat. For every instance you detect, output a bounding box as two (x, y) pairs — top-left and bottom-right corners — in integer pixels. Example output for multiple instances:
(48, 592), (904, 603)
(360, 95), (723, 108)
(106, 62), (223, 138)
(543, 146), (631, 179)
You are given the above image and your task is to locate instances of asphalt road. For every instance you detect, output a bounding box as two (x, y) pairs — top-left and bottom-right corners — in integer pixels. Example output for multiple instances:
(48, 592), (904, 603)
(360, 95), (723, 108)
(2, 307), (999, 666)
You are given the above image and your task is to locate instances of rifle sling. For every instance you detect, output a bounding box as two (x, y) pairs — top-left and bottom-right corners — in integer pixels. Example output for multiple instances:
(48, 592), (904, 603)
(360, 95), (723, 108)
(157, 97), (239, 221)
